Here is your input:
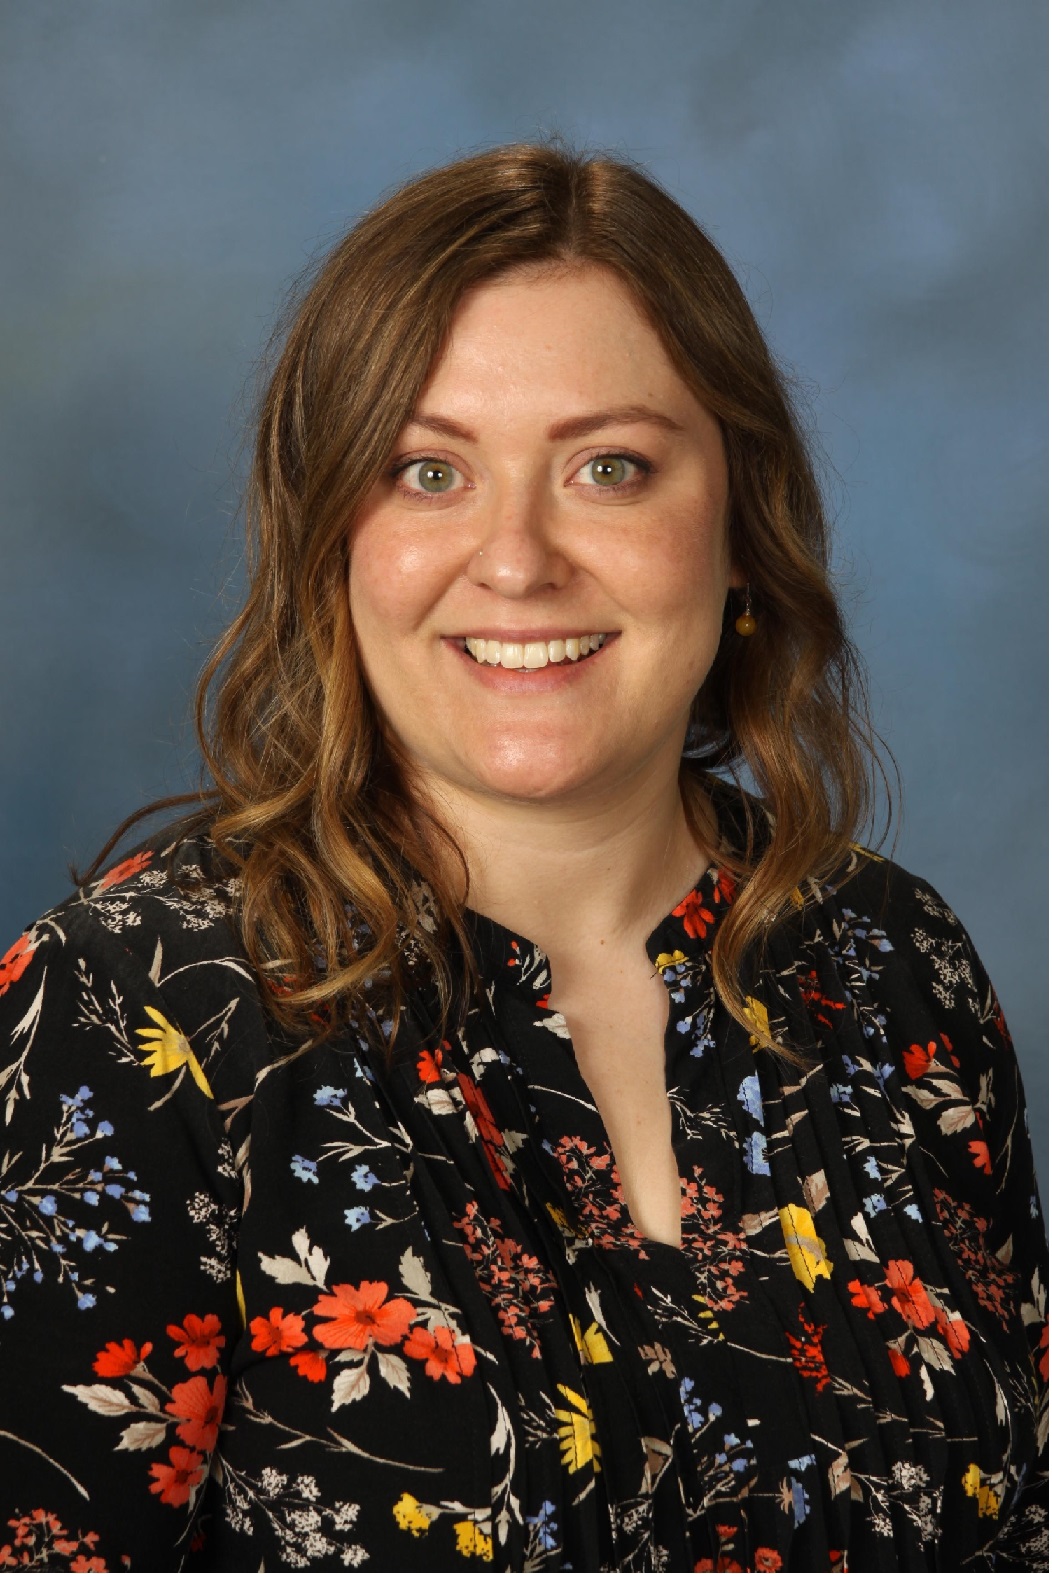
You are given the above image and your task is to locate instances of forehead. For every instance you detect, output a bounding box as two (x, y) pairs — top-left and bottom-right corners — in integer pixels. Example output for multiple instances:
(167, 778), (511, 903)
(420, 264), (695, 416)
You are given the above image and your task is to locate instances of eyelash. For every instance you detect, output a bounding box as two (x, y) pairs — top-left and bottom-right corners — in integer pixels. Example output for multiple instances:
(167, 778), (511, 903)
(389, 450), (654, 498)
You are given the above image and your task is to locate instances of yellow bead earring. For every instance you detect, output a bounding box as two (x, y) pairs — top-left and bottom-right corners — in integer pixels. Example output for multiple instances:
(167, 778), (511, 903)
(735, 585), (757, 637)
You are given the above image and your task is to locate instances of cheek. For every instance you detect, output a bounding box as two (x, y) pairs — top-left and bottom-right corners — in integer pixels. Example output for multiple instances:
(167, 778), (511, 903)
(348, 520), (454, 647)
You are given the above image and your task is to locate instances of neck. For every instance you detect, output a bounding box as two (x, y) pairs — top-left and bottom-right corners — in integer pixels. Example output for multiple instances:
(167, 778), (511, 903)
(420, 756), (715, 961)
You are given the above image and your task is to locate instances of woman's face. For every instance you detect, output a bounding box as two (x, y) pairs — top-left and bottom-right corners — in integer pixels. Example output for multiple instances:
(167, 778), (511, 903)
(349, 264), (739, 811)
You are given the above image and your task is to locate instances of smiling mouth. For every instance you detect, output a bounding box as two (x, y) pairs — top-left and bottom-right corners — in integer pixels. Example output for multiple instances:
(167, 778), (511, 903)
(461, 634), (609, 670)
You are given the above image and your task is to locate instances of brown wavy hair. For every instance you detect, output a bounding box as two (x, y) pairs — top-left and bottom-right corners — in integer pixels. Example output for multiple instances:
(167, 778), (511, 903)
(85, 141), (890, 1051)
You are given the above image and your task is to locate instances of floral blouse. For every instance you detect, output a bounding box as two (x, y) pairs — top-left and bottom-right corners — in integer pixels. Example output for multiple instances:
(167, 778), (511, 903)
(0, 810), (1046, 1572)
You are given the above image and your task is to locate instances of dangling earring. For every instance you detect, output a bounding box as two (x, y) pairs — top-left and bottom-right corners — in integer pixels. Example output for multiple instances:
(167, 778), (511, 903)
(735, 585), (757, 637)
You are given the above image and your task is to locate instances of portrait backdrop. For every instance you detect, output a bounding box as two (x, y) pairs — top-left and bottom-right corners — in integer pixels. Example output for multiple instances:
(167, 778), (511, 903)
(1, 1), (1046, 1190)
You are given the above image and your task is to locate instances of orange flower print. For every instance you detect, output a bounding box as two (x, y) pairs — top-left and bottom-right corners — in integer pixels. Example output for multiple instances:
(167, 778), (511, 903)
(0, 933), (36, 998)
(457, 1073), (511, 1190)
(754, 1550), (783, 1572)
(714, 867), (737, 906)
(167, 1313), (225, 1371)
(290, 1349), (327, 1382)
(403, 1324), (477, 1383)
(885, 1260), (935, 1329)
(70, 1559), (106, 1572)
(92, 1337), (153, 1377)
(416, 1045), (445, 1084)
(888, 1346), (910, 1378)
(672, 889), (715, 941)
(249, 1306), (307, 1357)
(167, 1374), (227, 1453)
(847, 1280), (886, 1320)
(968, 1140), (993, 1175)
(786, 1311), (830, 1391)
(312, 1280), (415, 1349)
(903, 1040), (937, 1080)
(935, 1308), (971, 1358)
(148, 1444), (206, 1506)
(98, 850), (153, 890)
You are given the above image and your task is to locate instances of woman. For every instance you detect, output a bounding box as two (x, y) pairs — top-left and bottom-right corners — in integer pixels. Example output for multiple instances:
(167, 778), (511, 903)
(0, 144), (1045, 1572)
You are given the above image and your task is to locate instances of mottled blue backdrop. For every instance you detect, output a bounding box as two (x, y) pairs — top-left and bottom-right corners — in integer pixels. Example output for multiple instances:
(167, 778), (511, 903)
(1, 1), (1046, 1187)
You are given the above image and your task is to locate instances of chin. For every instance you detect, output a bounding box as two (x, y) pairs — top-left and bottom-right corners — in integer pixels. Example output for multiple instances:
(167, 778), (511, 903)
(459, 738), (605, 804)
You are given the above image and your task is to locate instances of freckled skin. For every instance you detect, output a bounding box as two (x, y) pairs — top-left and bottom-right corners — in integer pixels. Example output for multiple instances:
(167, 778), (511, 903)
(348, 265), (739, 812)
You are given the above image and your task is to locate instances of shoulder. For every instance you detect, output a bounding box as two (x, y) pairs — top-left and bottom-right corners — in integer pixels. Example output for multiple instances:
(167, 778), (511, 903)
(0, 831), (276, 1103)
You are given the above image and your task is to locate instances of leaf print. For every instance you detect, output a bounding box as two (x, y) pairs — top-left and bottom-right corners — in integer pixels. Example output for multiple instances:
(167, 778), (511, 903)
(778, 1204), (833, 1290)
(398, 1246), (433, 1300)
(331, 1362), (371, 1408)
(60, 1382), (135, 1417)
(553, 1385), (601, 1474)
(134, 1007), (213, 1099)
(115, 1418), (170, 1452)
(375, 1348), (413, 1395)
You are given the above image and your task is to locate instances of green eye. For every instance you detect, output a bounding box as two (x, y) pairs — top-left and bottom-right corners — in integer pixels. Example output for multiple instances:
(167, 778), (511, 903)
(415, 461), (456, 492)
(588, 455), (629, 486)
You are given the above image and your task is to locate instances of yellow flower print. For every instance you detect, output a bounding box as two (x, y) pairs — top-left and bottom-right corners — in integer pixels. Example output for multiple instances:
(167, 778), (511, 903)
(778, 1203), (833, 1290)
(453, 1520), (494, 1561)
(654, 950), (687, 970)
(134, 1007), (213, 1098)
(742, 995), (770, 1046)
(962, 1463), (1001, 1518)
(392, 1492), (433, 1537)
(570, 1316), (613, 1365)
(554, 1384), (601, 1474)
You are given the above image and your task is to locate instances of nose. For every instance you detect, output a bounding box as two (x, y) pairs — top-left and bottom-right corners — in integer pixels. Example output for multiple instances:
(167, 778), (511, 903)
(465, 476), (572, 598)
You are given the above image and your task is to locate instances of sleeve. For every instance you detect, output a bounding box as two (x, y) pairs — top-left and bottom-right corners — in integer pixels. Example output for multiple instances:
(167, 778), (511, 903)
(0, 906), (243, 1572)
(882, 869), (1048, 1568)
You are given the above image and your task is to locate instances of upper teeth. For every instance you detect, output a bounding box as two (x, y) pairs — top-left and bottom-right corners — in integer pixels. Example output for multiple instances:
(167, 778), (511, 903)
(463, 634), (607, 669)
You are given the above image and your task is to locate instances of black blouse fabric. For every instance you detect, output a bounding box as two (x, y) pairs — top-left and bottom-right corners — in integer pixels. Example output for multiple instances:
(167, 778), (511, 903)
(0, 821), (1046, 1572)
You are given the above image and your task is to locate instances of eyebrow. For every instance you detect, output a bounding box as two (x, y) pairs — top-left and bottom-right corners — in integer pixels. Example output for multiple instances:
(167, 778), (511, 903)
(407, 404), (687, 444)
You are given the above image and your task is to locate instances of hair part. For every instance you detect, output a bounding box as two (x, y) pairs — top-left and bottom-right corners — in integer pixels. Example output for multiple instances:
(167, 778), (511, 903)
(81, 140), (893, 1056)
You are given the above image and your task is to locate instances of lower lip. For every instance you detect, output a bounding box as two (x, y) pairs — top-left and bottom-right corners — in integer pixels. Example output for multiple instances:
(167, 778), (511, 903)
(444, 637), (616, 692)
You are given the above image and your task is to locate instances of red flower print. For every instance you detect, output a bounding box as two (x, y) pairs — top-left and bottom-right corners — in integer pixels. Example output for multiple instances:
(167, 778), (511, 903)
(903, 1040), (937, 1080)
(885, 1260), (935, 1329)
(312, 1281), (414, 1350)
(968, 1140), (993, 1175)
(888, 1345), (910, 1378)
(1038, 1322), (1048, 1383)
(934, 1308), (971, 1358)
(70, 1559), (106, 1572)
(166, 1374), (227, 1452)
(755, 1551), (783, 1572)
(714, 867), (737, 905)
(848, 1279), (886, 1320)
(786, 1310), (830, 1391)
(672, 889), (715, 940)
(166, 1313), (225, 1371)
(290, 1349), (327, 1382)
(403, 1324), (477, 1383)
(693, 1562), (715, 1572)
(92, 1337), (153, 1377)
(457, 1073), (511, 1189)
(0, 933), (36, 998)
(249, 1306), (307, 1357)
(416, 1046), (445, 1084)
(98, 850), (153, 890)
(148, 1444), (206, 1506)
